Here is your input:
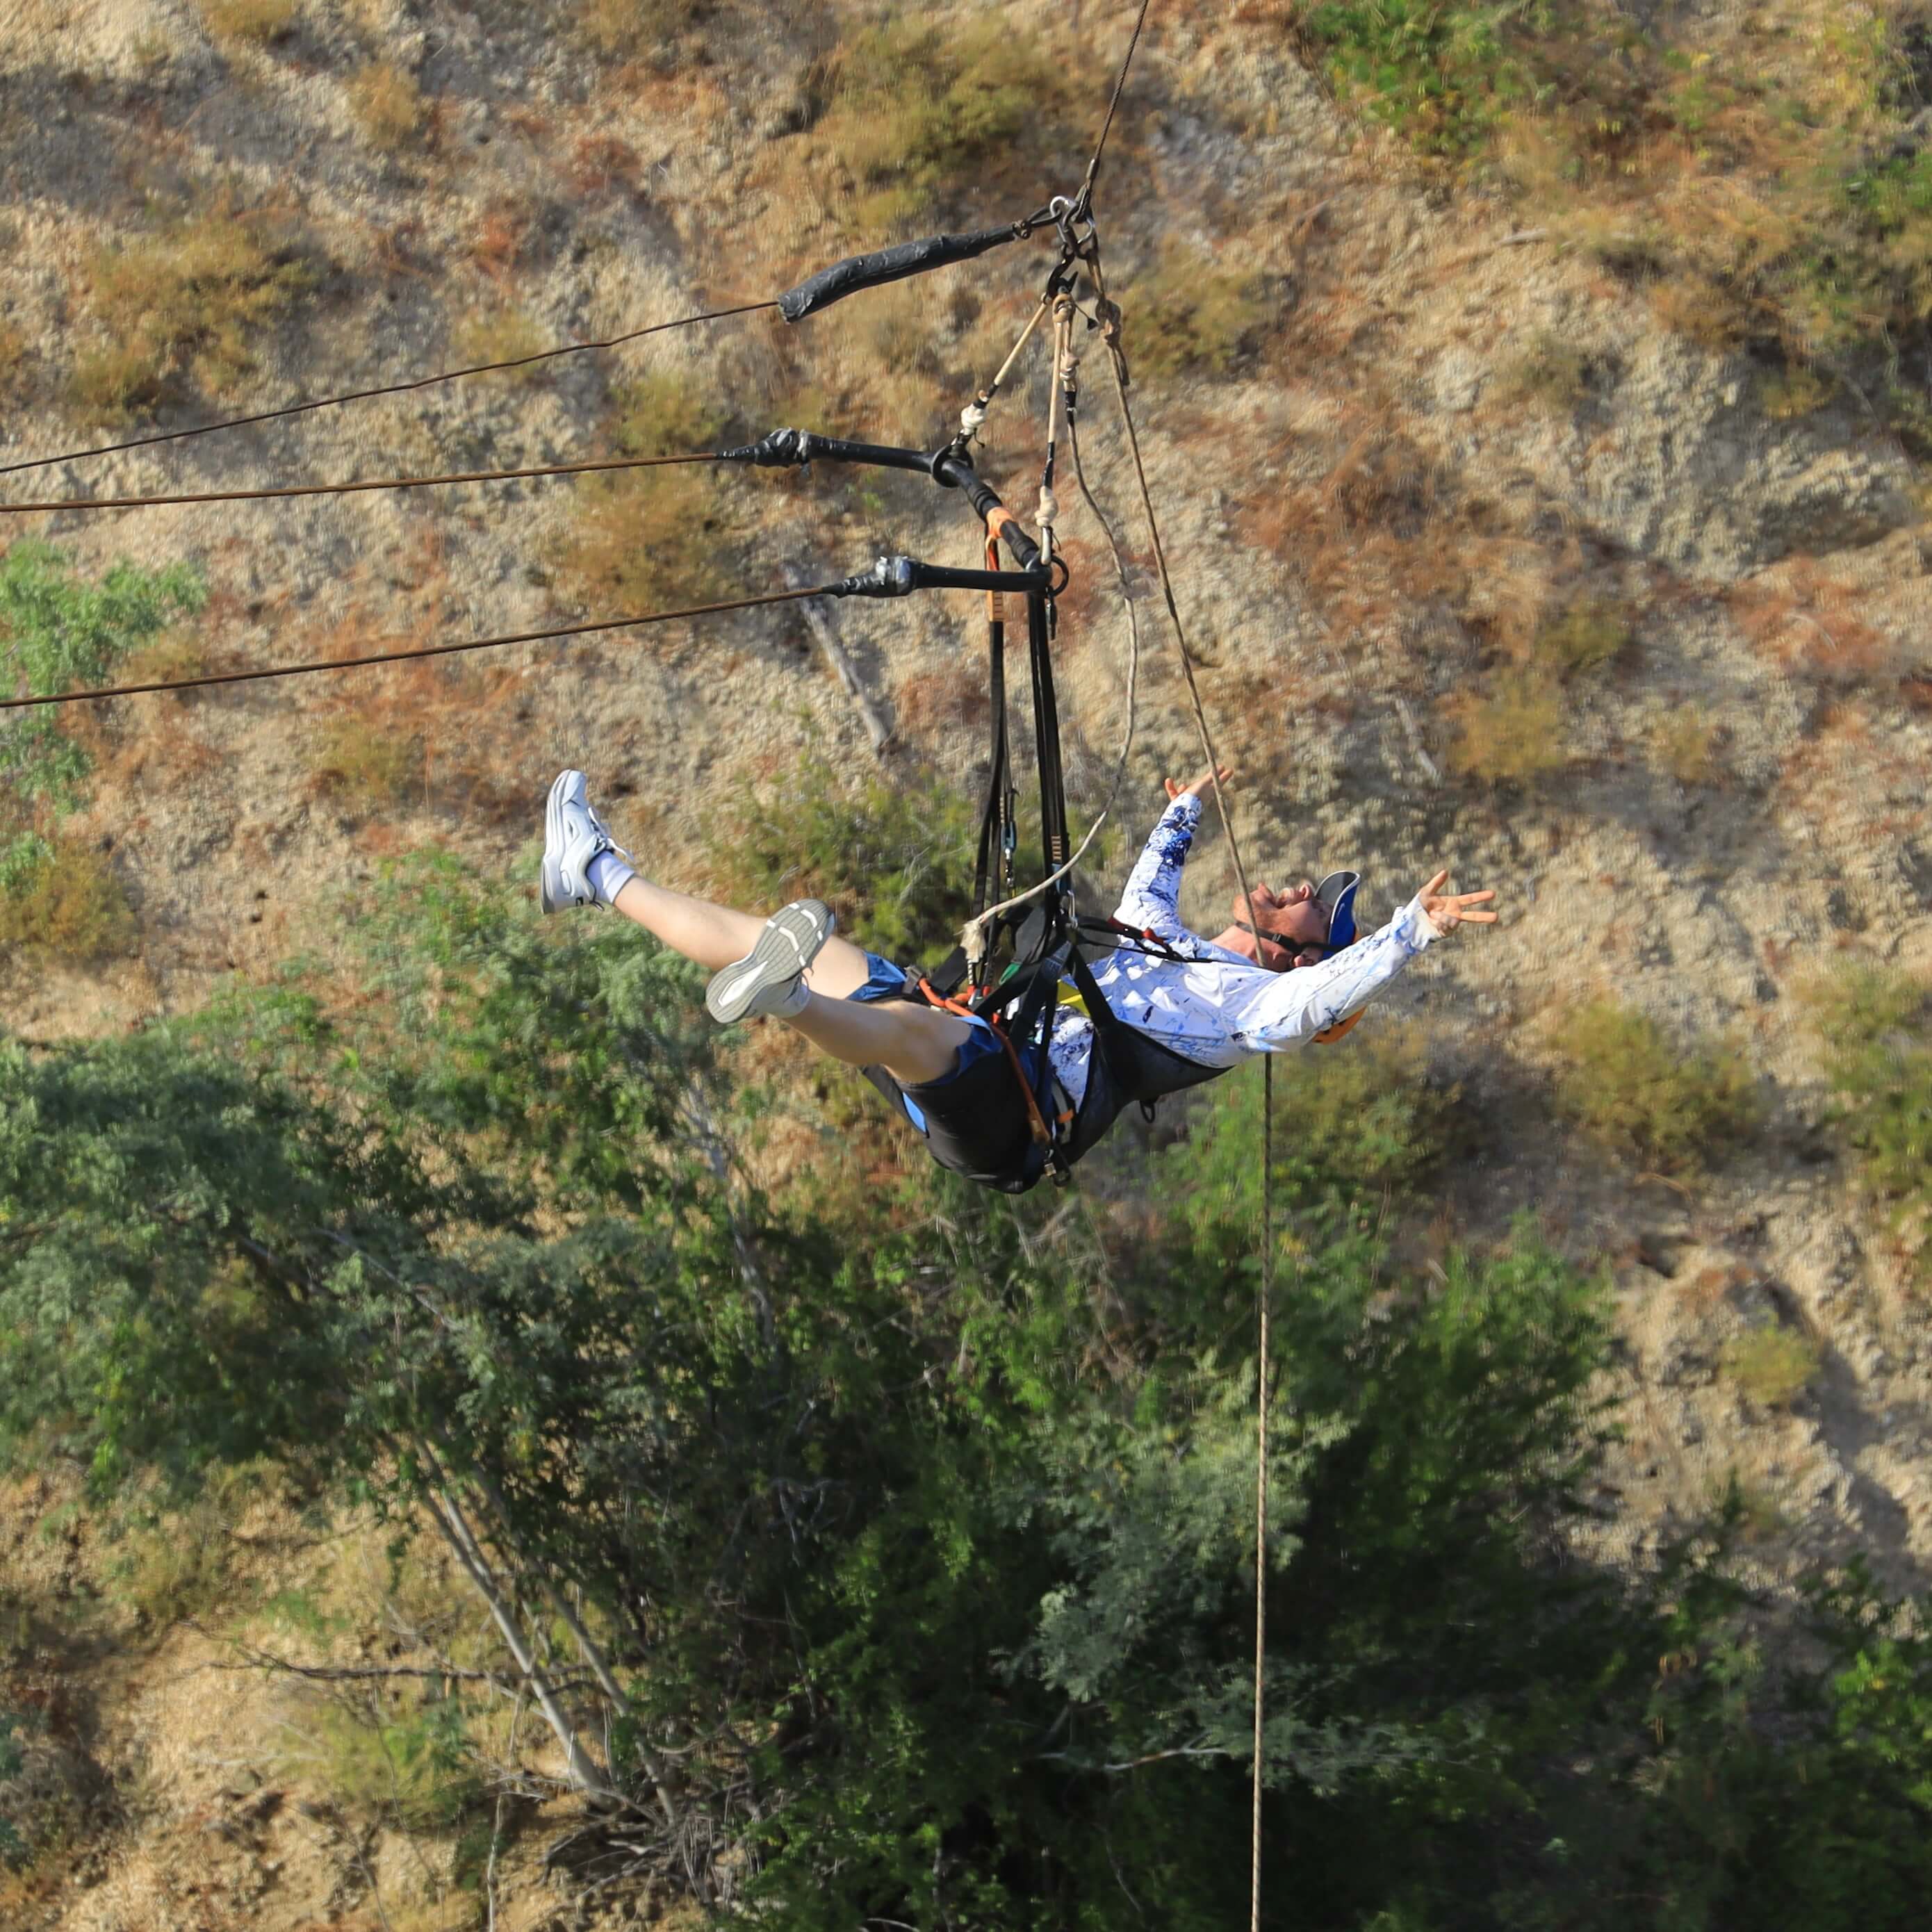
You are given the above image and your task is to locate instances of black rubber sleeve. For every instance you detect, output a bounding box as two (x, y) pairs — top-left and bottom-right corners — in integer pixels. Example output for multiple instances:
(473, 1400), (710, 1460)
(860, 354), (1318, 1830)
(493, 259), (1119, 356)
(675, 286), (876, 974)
(778, 226), (1023, 322)
(716, 428), (940, 474)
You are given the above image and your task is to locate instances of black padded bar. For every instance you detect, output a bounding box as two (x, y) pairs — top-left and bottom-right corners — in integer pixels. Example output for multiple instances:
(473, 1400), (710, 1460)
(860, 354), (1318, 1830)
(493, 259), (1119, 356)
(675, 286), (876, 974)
(830, 555), (1051, 600)
(717, 428), (939, 475)
(778, 226), (1023, 322)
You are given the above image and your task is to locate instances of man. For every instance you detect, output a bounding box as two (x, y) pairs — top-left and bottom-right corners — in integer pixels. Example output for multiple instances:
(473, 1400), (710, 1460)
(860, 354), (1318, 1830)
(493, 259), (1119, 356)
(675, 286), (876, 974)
(539, 766), (1496, 1187)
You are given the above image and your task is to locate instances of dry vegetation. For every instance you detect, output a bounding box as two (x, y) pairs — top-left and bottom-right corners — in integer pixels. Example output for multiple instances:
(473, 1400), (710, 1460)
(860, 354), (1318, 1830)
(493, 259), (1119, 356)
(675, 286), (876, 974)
(69, 204), (313, 423)
(0, 840), (138, 965)
(347, 60), (430, 153)
(199, 0), (300, 48)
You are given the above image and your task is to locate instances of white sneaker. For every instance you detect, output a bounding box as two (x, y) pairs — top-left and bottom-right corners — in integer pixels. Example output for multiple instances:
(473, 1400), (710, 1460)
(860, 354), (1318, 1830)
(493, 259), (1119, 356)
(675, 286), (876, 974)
(705, 901), (835, 1023)
(540, 769), (625, 914)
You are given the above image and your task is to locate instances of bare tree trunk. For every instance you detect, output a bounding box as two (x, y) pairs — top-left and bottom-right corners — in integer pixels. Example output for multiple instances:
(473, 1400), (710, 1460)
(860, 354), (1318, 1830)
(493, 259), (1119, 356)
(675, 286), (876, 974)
(426, 1488), (621, 1807)
(785, 562), (893, 755)
(464, 1468), (684, 1833)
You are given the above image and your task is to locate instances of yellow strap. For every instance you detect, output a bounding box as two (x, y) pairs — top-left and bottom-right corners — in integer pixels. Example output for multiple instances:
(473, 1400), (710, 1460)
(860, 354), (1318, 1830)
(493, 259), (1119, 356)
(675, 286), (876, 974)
(1055, 983), (1090, 1020)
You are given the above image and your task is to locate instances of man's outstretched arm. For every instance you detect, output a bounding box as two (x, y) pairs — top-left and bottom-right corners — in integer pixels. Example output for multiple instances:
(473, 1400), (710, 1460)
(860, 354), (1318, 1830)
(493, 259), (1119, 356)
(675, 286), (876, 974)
(1218, 873), (1494, 1051)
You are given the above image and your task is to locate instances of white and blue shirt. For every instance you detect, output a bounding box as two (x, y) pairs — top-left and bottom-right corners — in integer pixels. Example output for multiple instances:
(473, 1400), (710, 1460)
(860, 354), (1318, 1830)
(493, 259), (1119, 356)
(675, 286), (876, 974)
(1045, 794), (1437, 1105)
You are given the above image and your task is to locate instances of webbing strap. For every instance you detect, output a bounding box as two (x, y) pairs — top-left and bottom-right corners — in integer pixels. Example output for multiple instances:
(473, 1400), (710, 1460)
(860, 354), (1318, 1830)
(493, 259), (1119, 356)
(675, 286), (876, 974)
(1026, 589), (1071, 883)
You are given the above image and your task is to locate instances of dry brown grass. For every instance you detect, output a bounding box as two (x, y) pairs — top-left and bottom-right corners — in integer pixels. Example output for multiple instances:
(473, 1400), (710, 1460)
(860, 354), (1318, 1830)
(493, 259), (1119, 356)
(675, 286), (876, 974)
(1448, 669), (1567, 789)
(449, 302), (548, 380)
(347, 61), (429, 153)
(802, 16), (1074, 233)
(1728, 556), (1895, 685)
(1534, 592), (1635, 677)
(69, 204), (311, 422)
(0, 322), (29, 404)
(576, 0), (707, 65)
(1655, 711), (1726, 788)
(1490, 329), (1594, 411)
(200, 0), (298, 47)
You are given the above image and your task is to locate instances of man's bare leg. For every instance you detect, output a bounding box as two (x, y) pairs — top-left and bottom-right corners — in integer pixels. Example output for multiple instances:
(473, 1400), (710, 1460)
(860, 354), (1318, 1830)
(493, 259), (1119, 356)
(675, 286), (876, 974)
(607, 876), (971, 1082)
(609, 876), (876, 999)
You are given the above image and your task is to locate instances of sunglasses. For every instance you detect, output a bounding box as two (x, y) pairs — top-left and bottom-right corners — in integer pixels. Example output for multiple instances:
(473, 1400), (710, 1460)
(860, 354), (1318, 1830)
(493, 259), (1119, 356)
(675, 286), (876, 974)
(1231, 919), (1334, 963)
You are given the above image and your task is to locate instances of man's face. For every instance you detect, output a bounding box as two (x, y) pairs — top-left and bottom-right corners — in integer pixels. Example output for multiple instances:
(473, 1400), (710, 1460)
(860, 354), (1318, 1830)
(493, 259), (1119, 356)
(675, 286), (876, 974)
(1230, 880), (1330, 969)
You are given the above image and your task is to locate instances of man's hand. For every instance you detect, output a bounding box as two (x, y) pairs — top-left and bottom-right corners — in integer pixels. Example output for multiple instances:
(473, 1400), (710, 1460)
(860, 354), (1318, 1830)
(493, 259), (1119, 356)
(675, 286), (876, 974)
(1165, 763), (1233, 802)
(1416, 870), (1497, 938)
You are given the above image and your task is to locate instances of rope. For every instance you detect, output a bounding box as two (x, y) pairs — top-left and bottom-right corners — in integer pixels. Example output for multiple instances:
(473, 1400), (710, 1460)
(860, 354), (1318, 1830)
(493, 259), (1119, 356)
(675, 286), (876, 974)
(1255, 1054), (1272, 1932)
(0, 450), (721, 516)
(0, 300), (778, 480)
(0, 585), (828, 711)
(1088, 238), (1276, 1932)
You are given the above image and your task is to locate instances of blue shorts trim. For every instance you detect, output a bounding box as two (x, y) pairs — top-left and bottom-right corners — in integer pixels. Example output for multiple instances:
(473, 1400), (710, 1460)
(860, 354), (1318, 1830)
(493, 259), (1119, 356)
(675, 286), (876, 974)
(848, 953), (1003, 1134)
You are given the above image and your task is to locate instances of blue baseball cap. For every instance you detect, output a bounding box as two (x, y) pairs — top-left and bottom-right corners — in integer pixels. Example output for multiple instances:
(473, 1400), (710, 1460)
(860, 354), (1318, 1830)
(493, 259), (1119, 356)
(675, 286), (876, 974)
(1315, 871), (1359, 950)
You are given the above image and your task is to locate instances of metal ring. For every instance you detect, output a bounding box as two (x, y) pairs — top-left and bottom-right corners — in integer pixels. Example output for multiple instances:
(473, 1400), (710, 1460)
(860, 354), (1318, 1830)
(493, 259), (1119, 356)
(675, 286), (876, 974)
(1048, 553), (1071, 598)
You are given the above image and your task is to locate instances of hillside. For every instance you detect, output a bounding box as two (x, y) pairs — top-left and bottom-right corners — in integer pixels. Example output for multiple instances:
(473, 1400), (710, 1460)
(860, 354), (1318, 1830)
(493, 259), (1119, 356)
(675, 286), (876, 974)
(4, 2), (1932, 1927)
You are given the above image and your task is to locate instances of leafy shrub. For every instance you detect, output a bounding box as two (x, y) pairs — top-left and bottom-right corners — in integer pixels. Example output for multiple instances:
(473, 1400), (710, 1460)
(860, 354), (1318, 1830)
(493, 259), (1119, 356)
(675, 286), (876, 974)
(449, 302), (548, 379)
(70, 206), (311, 422)
(1128, 243), (1274, 381)
(1174, 1021), (1462, 1238)
(347, 62), (427, 152)
(1722, 1325), (1819, 1409)
(0, 546), (205, 799)
(1295, 2), (1932, 440)
(707, 755), (977, 960)
(812, 17), (1071, 230)
(1535, 591), (1632, 676)
(0, 1708), (21, 1863)
(1448, 667), (1566, 786)
(1301, 0), (1546, 158)
(285, 1697), (482, 1831)
(111, 1468), (259, 1627)
(307, 715), (422, 814)
(201, 0), (297, 46)
(1806, 967), (1932, 1270)
(1551, 998), (1760, 1172)
(610, 368), (728, 455)
(0, 837), (138, 965)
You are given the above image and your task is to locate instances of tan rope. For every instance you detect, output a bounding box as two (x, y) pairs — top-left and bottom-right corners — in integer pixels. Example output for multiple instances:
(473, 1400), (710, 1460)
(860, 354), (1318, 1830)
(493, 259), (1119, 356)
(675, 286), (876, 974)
(956, 295), (1051, 443)
(0, 585), (828, 711)
(1089, 240), (1275, 1932)
(0, 299), (777, 480)
(0, 450), (721, 517)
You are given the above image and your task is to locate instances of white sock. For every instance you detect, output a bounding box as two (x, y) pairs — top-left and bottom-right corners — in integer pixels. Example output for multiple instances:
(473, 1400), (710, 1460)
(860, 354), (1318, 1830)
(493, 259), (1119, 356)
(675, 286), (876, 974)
(767, 975), (811, 1020)
(586, 849), (636, 908)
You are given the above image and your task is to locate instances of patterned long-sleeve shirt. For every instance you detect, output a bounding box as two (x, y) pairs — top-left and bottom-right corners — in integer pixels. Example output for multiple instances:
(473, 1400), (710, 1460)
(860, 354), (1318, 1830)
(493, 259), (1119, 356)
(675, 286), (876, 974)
(1045, 794), (1436, 1104)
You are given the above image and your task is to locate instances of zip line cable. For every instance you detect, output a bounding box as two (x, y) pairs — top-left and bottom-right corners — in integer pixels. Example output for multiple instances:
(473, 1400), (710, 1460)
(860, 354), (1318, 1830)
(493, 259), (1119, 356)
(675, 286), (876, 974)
(0, 585), (828, 711)
(0, 299), (777, 480)
(0, 450), (721, 516)
(1076, 0), (1154, 209)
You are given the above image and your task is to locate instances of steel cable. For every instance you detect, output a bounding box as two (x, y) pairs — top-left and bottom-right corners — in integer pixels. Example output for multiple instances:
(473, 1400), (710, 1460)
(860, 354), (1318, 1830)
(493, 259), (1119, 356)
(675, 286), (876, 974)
(0, 300), (777, 480)
(0, 450), (723, 516)
(0, 585), (828, 712)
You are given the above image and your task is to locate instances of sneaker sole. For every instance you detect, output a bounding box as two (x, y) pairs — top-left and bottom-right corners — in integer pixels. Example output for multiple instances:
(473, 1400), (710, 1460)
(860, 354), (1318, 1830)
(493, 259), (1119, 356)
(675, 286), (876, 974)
(705, 901), (835, 1023)
(540, 770), (587, 915)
